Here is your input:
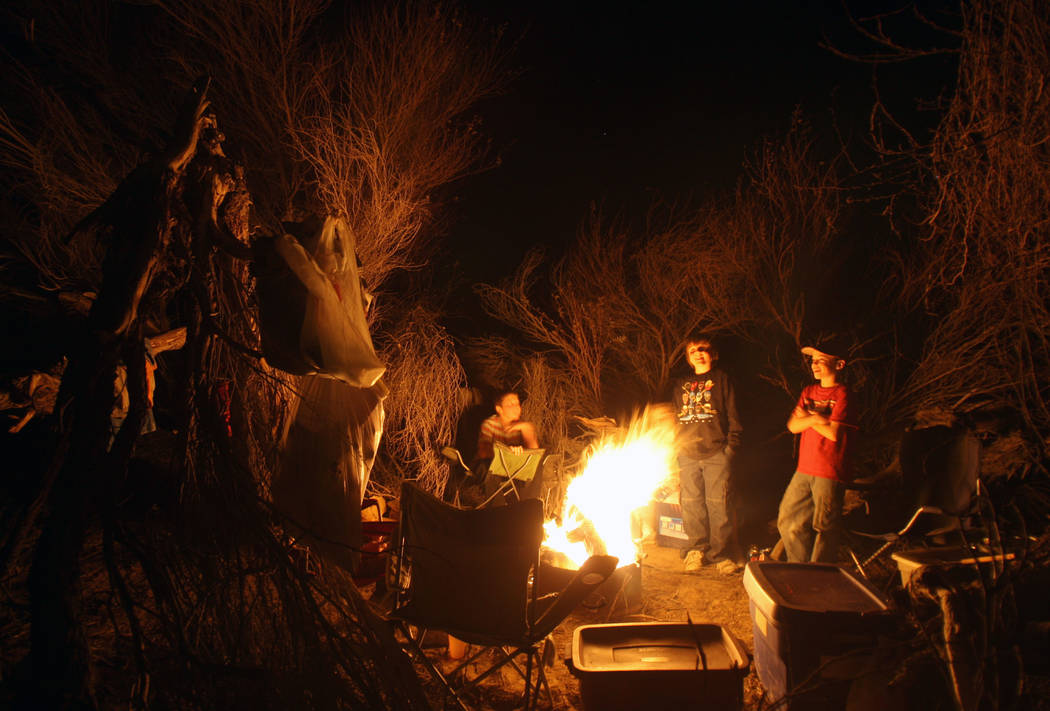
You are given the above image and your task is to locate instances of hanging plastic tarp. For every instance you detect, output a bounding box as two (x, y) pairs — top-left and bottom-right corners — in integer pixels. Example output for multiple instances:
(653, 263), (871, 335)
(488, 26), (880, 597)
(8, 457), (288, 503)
(254, 216), (385, 388)
(271, 375), (388, 572)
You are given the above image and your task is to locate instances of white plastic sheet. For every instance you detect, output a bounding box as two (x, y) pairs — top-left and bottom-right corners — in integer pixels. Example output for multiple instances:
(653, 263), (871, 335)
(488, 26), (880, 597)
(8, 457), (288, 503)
(272, 218), (385, 388)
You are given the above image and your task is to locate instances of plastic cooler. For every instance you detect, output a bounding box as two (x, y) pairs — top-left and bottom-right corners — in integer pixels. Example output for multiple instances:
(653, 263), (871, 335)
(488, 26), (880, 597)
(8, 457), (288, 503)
(571, 622), (749, 711)
(743, 561), (895, 711)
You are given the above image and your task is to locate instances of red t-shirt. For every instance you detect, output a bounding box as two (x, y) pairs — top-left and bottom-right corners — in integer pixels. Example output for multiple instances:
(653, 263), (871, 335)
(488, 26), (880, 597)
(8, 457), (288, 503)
(796, 383), (855, 482)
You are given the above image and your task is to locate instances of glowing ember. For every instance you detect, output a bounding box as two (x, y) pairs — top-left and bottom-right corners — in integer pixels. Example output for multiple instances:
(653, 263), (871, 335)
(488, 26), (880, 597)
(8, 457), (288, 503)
(544, 406), (678, 568)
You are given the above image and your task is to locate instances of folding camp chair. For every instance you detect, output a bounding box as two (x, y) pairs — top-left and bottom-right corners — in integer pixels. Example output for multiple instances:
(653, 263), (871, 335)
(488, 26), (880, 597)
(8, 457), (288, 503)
(439, 445), (477, 505)
(481, 441), (546, 506)
(391, 481), (618, 710)
(844, 424), (984, 576)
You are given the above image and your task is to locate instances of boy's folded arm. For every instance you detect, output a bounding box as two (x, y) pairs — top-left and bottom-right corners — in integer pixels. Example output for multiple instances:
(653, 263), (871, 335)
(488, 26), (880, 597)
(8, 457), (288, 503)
(786, 409), (810, 433)
(812, 418), (840, 442)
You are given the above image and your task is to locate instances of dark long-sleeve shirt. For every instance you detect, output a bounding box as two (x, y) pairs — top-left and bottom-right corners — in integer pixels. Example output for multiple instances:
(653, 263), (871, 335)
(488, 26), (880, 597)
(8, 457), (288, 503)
(667, 368), (742, 457)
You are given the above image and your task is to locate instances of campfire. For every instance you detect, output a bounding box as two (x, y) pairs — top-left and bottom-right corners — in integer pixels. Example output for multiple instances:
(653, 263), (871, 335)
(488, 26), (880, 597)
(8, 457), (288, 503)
(542, 406), (678, 569)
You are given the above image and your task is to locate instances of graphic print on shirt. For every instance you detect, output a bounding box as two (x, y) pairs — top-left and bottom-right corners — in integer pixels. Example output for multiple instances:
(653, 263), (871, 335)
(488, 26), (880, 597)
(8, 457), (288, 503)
(677, 379), (717, 423)
(803, 394), (836, 418)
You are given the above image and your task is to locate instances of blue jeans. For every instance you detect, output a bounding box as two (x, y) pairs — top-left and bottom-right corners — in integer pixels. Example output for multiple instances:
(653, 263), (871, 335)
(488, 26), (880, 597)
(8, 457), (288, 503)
(678, 449), (733, 562)
(777, 471), (844, 563)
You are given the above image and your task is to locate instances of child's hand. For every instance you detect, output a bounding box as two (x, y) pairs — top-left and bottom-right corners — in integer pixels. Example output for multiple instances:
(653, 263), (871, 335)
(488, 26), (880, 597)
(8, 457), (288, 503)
(506, 420), (539, 449)
(652, 403), (675, 427)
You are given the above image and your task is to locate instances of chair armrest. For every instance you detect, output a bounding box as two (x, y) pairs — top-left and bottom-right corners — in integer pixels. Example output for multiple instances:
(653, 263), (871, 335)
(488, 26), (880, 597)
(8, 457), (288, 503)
(845, 470), (901, 492)
(851, 505), (949, 543)
(531, 555), (619, 639)
(897, 505), (947, 536)
(440, 445), (472, 473)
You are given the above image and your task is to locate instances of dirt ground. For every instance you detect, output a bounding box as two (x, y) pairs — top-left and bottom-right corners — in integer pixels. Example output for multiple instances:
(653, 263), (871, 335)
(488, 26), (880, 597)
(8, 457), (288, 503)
(414, 539), (766, 710)
(550, 541), (762, 710)
(408, 539), (1050, 711)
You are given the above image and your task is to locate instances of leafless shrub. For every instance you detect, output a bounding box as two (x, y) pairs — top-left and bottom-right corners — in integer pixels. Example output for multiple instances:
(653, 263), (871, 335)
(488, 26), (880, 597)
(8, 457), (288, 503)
(461, 335), (520, 394)
(0, 92), (432, 707)
(154, 0), (325, 224)
(519, 355), (578, 462)
(478, 117), (853, 461)
(289, 3), (507, 287)
(156, 0), (508, 289)
(0, 3), (189, 291)
(0, 82), (116, 291)
(476, 246), (611, 413)
(374, 305), (465, 496)
(867, 0), (1050, 457)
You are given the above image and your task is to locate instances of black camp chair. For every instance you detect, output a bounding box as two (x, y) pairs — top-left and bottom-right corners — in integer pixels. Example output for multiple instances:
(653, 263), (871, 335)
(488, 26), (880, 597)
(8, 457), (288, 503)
(844, 424), (984, 576)
(391, 481), (618, 711)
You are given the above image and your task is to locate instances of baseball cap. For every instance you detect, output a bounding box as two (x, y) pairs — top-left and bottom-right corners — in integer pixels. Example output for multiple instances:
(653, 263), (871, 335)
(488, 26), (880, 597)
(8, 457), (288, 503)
(800, 334), (851, 362)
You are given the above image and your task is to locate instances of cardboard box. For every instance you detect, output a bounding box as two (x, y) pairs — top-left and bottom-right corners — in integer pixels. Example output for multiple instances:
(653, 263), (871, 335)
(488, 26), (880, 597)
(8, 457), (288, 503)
(655, 501), (690, 548)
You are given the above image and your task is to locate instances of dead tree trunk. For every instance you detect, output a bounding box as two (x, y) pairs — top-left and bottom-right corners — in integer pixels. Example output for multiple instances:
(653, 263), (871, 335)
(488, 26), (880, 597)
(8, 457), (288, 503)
(23, 78), (213, 710)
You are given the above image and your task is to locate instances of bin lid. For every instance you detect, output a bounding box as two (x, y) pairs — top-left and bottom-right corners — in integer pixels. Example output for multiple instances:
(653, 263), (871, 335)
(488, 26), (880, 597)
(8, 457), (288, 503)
(743, 561), (891, 623)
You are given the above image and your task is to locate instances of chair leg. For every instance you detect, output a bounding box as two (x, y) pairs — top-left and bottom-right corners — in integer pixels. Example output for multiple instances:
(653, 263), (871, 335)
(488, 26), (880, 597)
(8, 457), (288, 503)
(522, 648), (554, 711)
(538, 662), (554, 709)
(455, 646), (550, 709)
(405, 638), (552, 710)
(462, 647), (517, 688)
(395, 623), (472, 711)
(523, 651), (534, 711)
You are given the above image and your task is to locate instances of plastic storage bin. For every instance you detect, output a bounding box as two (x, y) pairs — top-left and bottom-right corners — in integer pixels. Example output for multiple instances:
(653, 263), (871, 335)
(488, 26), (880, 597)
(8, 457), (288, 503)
(743, 561), (895, 711)
(571, 622), (749, 710)
(571, 621), (751, 709)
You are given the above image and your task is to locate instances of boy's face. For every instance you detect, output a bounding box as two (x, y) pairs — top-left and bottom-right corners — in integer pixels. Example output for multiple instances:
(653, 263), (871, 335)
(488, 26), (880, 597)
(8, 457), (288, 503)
(686, 340), (716, 374)
(495, 393), (522, 424)
(809, 354), (844, 380)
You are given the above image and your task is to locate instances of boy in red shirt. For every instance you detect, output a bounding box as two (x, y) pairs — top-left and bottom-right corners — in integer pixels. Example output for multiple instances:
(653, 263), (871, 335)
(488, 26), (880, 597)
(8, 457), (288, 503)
(777, 339), (856, 563)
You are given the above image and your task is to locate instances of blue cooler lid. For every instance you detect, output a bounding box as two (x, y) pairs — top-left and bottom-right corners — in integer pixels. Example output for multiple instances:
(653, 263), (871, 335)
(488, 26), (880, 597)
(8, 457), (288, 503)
(743, 561), (891, 624)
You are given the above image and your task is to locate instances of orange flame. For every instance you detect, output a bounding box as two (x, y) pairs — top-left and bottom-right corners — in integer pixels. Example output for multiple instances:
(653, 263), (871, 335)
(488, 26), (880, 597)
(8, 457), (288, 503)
(544, 406), (677, 568)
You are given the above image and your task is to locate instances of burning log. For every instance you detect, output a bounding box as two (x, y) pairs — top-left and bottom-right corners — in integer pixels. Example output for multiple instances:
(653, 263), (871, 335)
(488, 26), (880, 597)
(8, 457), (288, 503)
(566, 514), (607, 557)
(543, 406), (677, 568)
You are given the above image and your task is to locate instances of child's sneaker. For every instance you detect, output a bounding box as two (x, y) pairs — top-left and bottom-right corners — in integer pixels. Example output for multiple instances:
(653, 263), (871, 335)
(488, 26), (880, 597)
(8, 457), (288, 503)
(683, 550), (705, 572)
(716, 558), (742, 575)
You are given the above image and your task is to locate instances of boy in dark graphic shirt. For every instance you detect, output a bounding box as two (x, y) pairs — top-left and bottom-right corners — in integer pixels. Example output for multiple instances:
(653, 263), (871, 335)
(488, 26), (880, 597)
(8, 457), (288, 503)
(665, 335), (743, 574)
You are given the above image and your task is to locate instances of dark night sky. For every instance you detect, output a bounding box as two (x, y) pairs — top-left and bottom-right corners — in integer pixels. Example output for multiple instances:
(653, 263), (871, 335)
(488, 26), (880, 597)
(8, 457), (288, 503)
(444, 0), (953, 285)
